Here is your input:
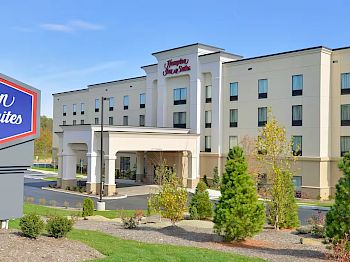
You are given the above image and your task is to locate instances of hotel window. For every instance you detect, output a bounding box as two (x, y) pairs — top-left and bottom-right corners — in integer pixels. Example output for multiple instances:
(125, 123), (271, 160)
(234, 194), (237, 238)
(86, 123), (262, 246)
(140, 93), (146, 108)
(229, 136), (238, 149)
(173, 88), (187, 105)
(173, 112), (186, 128)
(292, 105), (302, 126)
(205, 85), (212, 103)
(80, 120), (84, 125)
(62, 120), (66, 125)
(229, 109), (238, 127)
(139, 115), (145, 126)
(109, 117), (113, 125)
(258, 79), (268, 99)
(63, 105), (67, 116)
(123, 116), (128, 126)
(109, 97), (114, 111)
(341, 73), (350, 95)
(205, 136), (211, 152)
(72, 120), (77, 126)
(258, 107), (267, 127)
(205, 110), (212, 128)
(292, 136), (302, 156)
(94, 117), (99, 125)
(123, 96), (129, 110)
(72, 104), (77, 115)
(80, 103), (85, 115)
(229, 82), (238, 101)
(341, 104), (350, 126)
(293, 176), (302, 197)
(340, 136), (350, 156)
(292, 75), (303, 96)
(120, 156), (131, 175)
(95, 99), (100, 112)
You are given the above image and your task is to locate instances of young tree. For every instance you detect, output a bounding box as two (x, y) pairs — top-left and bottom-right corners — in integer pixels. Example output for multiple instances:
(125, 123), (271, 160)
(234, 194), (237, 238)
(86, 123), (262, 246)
(148, 161), (188, 225)
(325, 152), (350, 245)
(255, 109), (299, 229)
(189, 180), (213, 220)
(214, 146), (265, 241)
(212, 166), (220, 189)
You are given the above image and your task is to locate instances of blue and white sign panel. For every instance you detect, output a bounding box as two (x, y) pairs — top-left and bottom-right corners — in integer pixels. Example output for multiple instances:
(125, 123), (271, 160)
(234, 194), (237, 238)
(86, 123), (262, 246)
(0, 74), (40, 150)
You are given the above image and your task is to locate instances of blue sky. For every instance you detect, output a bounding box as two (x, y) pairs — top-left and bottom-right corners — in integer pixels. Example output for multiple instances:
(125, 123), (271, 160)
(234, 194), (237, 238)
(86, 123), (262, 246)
(0, 0), (349, 117)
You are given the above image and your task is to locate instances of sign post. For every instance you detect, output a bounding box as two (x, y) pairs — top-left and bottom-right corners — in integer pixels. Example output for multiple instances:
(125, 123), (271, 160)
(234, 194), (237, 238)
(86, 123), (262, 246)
(0, 73), (40, 229)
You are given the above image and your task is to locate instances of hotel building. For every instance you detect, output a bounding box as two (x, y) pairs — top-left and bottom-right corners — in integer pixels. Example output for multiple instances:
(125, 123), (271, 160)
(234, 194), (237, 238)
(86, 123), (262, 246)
(52, 43), (350, 199)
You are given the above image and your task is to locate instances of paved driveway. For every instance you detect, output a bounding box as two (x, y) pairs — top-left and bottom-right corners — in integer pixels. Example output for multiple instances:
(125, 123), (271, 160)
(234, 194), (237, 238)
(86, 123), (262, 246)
(24, 171), (328, 225)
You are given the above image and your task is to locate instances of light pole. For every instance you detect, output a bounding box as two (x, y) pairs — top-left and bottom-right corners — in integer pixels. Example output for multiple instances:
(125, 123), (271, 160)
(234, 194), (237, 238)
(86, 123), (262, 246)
(97, 96), (108, 210)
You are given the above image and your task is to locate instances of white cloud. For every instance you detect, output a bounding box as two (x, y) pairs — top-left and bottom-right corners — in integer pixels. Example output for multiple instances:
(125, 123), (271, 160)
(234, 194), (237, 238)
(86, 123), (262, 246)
(40, 19), (104, 33)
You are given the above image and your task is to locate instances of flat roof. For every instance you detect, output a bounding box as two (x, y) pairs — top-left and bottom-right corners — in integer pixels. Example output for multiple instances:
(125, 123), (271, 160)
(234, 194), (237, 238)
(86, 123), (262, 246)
(53, 88), (88, 96)
(223, 46), (332, 65)
(152, 43), (224, 55)
(88, 75), (146, 87)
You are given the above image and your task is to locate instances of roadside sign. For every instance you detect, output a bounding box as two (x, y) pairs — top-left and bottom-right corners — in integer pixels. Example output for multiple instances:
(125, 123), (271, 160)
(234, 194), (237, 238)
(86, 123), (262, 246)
(0, 73), (40, 150)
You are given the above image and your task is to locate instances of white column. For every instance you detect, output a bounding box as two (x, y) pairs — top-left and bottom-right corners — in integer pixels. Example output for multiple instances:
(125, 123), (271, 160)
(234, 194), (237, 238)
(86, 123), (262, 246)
(136, 152), (145, 182)
(189, 77), (201, 133)
(187, 151), (200, 188)
(104, 155), (116, 185)
(62, 152), (76, 180)
(86, 152), (98, 184)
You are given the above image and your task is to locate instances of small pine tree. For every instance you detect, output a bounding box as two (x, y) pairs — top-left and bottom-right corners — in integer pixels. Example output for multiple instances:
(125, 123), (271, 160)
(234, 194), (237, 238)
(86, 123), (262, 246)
(189, 181), (213, 220)
(325, 152), (350, 244)
(212, 166), (220, 189)
(202, 175), (209, 188)
(214, 146), (266, 241)
(82, 198), (94, 217)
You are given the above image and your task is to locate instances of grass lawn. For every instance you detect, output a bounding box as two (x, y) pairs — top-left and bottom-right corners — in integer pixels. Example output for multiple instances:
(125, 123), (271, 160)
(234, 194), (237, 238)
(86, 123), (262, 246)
(68, 229), (263, 262)
(23, 203), (142, 219)
(31, 166), (57, 172)
(296, 201), (333, 207)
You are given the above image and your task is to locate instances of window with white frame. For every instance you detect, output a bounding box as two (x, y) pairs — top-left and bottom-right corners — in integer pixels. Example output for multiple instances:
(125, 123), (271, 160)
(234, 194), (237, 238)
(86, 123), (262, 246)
(229, 136), (238, 149)
(229, 82), (238, 101)
(123, 96), (129, 110)
(80, 119), (84, 125)
(139, 115), (145, 126)
(72, 120), (76, 125)
(95, 99), (100, 112)
(341, 104), (350, 126)
(73, 104), (77, 115)
(292, 75), (303, 96)
(341, 73), (350, 95)
(140, 93), (146, 108)
(258, 107), (267, 127)
(109, 117), (113, 125)
(80, 103), (85, 115)
(258, 79), (268, 99)
(62, 120), (66, 125)
(205, 85), (212, 103)
(205, 110), (212, 128)
(340, 136), (350, 156)
(123, 116), (128, 126)
(292, 105), (302, 126)
(229, 109), (238, 127)
(292, 136), (302, 156)
(63, 105), (67, 116)
(205, 136), (211, 152)
(94, 117), (99, 125)
(173, 112), (186, 128)
(173, 88), (187, 105)
(109, 97), (114, 111)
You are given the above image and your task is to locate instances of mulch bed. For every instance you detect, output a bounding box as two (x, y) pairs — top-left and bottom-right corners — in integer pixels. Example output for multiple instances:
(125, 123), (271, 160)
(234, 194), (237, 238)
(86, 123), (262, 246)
(0, 229), (103, 262)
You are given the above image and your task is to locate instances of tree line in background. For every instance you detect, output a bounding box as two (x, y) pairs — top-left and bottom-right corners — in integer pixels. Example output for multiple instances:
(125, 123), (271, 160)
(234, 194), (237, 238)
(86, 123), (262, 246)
(34, 116), (53, 161)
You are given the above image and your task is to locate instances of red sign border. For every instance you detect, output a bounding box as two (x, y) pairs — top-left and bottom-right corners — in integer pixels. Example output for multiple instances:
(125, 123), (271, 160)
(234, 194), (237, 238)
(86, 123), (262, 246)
(0, 78), (37, 144)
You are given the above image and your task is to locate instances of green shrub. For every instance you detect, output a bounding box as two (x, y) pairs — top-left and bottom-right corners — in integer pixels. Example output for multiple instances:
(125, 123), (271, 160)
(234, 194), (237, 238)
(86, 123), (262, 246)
(82, 198), (94, 217)
(326, 152), (350, 244)
(46, 215), (74, 238)
(189, 181), (213, 220)
(202, 175), (209, 188)
(212, 167), (220, 189)
(214, 146), (266, 241)
(19, 213), (45, 239)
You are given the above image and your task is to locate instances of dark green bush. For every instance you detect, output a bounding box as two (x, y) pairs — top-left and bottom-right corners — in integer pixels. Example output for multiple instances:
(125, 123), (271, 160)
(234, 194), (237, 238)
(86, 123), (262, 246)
(82, 198), (94, 217)
(189, 181), (213, 220)
(19, 213), (45, 239)
(46, 215), (74, 238)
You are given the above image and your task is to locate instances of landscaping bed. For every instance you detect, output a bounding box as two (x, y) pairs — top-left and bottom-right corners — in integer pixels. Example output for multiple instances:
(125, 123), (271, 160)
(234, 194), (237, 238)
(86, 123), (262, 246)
(0, 229), (103, 262)
(74, 218), (328, 262)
